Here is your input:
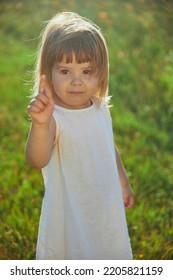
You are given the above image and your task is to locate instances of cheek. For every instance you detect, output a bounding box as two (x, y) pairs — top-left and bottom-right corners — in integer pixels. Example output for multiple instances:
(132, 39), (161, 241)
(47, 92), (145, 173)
(89, 78), (98, 90)
(52, 75), (65, 91)
(51, 78), (62, 98)
(52, 72), (59, 85)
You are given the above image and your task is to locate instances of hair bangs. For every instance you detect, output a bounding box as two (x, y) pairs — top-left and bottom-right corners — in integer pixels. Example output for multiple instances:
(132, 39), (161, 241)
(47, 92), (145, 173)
(56, 31), (98, 70)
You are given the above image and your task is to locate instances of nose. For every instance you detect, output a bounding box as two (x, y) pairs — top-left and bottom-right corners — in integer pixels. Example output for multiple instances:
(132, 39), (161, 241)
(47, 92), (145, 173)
(71, 75), (82, 86)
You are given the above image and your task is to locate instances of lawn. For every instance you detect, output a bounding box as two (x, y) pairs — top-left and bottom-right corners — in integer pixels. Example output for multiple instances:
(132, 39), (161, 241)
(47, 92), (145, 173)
(0, 0), (173, 259)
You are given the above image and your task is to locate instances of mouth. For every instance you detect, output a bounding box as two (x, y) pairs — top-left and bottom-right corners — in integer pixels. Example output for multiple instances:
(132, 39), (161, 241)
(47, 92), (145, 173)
(68, 91), (84, 94)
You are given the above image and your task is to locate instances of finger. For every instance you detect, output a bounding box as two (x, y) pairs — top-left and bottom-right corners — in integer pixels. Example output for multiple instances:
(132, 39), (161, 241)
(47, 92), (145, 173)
(123, 195), (129, 208)
(39, 75), (54, 105)
(27, 104), (41, 114)
(35, 92), (49, 106)
(29, 98), (46, 111)
(44, 86), (53, 102)
(39, 75), (47, 95)
(125, 196), (134, 208)
(124, 201), (129, 208)
(42, 76), (54, 102)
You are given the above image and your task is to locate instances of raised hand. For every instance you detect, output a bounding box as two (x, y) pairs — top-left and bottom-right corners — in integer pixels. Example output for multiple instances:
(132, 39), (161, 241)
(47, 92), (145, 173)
(27, 75), (54, 125)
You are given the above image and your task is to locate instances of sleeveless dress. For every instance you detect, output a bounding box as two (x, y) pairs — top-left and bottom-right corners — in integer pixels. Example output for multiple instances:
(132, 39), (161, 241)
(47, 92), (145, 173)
(36, 101), (132, 260)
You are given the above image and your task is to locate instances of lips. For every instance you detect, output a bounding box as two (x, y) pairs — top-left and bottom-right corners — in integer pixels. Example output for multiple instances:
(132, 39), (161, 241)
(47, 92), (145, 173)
(68, 91), (84, 94)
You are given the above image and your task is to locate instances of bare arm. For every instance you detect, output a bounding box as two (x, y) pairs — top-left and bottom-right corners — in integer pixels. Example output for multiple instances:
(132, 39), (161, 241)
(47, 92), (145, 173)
(115, 147), (135, 208)
(25, 75), (55, 169)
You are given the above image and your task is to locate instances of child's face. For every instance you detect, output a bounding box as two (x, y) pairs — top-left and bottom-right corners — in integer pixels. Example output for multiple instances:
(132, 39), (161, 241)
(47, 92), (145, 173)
(51, 56), (98, 109)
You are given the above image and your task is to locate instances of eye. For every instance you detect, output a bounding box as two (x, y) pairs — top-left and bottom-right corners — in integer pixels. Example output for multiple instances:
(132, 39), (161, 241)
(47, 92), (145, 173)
(59, 69), (69, 75)
(83, 69), (92, 75)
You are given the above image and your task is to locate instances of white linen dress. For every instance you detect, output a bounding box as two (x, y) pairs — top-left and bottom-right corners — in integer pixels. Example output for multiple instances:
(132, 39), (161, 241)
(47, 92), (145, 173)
(36, 101), (132, 260)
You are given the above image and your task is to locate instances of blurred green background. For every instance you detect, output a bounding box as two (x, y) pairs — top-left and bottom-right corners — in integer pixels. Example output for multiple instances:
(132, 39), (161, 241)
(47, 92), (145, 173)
(0, 0), (173, 260)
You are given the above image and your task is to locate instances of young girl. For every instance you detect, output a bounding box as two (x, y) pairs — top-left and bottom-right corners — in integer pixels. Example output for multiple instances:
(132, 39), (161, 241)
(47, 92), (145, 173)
(25, 11), (134, 260)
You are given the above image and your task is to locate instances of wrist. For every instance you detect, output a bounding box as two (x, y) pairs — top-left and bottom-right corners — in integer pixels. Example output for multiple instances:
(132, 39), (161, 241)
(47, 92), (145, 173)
(121, 183), (130, 190)
(31, 118), (52, 129)
(120, 178), (131, 189)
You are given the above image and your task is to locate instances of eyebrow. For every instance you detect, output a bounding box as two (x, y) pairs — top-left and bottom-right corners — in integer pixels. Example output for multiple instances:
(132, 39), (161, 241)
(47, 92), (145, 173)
(57, 62), (91, 68)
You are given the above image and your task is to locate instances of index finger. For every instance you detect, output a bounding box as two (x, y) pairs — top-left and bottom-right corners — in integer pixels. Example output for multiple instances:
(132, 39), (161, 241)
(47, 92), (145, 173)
(39, 75), (53, 102)
(44, 83), (53, 101)
(39, 75), (47, 95)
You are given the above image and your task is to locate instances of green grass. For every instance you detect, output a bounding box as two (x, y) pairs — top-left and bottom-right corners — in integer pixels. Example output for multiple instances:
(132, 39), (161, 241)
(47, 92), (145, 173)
(0, 0), (173, 260)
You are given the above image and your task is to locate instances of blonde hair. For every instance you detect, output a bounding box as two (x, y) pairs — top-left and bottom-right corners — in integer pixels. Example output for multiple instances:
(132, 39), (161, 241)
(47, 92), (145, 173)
(33, 12), (109, 104)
